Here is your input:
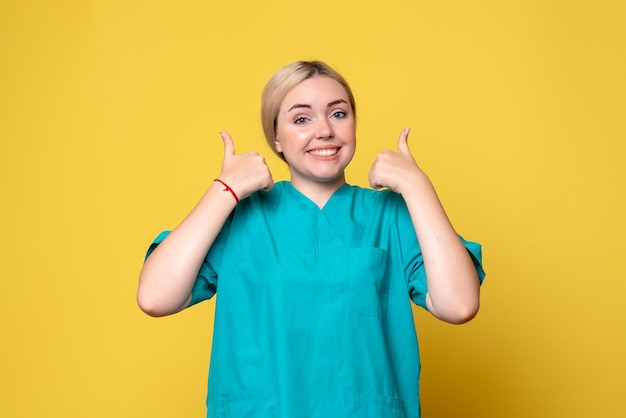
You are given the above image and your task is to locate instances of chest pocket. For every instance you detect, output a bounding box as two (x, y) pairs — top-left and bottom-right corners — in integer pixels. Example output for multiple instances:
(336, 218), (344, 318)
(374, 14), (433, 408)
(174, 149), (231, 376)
(349, 247), (390, 319)
(219, 386), (278, 418)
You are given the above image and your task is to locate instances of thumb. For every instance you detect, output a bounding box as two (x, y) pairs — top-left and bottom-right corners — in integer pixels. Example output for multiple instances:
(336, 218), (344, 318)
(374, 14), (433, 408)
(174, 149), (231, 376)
(398, 128), (411, 155)
(220, 131), (235, 157)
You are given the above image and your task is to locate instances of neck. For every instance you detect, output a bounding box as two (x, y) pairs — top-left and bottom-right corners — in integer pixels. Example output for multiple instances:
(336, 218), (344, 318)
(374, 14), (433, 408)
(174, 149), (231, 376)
(290, 174), (346, 209)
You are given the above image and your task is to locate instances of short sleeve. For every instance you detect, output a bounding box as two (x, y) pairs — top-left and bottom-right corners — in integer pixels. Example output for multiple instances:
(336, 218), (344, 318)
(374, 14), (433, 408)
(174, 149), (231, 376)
(406, 236), (486, 309)
(385, 190), (486, 309)
(144, 225), (230, 307)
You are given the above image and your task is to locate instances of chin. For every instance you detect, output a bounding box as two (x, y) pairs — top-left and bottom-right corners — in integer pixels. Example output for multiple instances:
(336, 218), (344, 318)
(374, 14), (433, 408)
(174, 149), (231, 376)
(314, 172), (346, 184)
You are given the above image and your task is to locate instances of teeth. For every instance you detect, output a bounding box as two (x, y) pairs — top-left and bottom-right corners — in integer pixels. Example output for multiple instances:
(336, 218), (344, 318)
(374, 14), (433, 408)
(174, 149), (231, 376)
(309, 148), (338, 156)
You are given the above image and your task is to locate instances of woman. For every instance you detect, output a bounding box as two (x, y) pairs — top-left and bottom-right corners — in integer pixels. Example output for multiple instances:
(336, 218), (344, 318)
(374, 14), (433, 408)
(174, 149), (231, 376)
(138, 60), (485, 417)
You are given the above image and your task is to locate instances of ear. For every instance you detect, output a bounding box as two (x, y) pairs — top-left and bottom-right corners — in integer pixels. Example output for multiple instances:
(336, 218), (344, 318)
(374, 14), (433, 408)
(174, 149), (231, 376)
(274, 137), (283, 153)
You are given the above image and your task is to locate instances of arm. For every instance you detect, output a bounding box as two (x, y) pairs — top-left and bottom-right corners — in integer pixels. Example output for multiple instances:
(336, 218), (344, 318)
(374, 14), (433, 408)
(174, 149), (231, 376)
(137, 131), (274, 317)
(369, 128), (480, 324)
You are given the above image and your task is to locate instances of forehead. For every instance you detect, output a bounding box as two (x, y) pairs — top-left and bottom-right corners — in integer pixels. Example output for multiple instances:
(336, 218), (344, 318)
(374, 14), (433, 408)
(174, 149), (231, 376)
(280, 76), (349, 108)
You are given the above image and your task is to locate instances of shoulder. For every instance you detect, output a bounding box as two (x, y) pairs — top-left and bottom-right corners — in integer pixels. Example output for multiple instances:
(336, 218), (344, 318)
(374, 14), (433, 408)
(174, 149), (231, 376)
(344, 184), (407, 211)
(230, 182), (287, 220)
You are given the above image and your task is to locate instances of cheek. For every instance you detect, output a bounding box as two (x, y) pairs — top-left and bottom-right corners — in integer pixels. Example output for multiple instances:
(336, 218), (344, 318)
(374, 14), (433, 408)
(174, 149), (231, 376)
(276, 127), (310, 152)
(338, 124), (357, 144)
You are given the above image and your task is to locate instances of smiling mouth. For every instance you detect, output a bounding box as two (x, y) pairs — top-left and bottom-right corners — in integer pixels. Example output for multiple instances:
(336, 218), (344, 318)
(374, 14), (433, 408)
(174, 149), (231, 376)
(308, 148), (338, 157)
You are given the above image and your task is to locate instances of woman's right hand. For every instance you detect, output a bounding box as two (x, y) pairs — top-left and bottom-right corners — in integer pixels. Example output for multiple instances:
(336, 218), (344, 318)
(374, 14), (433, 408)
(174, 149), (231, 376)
(217, 131), (275, 200)
(137, 132), (274, 316)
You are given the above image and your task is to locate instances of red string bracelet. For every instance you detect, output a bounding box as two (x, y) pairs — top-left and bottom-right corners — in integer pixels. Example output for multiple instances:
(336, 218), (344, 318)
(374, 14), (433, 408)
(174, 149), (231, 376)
(214, 179), (239, 203)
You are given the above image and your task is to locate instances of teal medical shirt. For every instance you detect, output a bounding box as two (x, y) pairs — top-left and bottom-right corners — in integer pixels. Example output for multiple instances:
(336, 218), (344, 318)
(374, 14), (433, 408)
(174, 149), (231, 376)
(147, 181), (485, 418)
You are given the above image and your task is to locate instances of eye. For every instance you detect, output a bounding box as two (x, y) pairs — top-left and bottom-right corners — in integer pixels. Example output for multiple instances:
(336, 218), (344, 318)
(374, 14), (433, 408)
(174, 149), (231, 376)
(294, 116), (309, 125)
(331, 111), (347, 119)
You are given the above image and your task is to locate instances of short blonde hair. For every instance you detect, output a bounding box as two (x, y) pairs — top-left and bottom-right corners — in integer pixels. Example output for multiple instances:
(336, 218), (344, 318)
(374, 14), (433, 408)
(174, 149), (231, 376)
(261, 61), (356, 161)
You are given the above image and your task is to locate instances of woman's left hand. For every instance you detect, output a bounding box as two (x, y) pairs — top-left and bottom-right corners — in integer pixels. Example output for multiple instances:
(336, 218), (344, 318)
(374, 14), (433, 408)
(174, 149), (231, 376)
(371, 128), (480, 324)
(368, 128), (426, 194)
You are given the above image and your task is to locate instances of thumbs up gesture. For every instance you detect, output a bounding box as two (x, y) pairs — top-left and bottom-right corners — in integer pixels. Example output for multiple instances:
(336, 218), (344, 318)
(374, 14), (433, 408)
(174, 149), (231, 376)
(217, 131), (275, 200)
(368, 128), (425, 194)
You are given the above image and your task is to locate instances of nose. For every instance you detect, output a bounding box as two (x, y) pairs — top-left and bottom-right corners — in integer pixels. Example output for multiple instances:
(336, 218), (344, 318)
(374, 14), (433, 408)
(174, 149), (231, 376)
(315, 118), (333, 139)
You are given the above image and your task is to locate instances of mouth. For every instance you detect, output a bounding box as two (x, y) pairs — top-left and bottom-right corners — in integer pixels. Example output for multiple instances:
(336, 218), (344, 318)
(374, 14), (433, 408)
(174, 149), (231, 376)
(307, 147), (339, 157)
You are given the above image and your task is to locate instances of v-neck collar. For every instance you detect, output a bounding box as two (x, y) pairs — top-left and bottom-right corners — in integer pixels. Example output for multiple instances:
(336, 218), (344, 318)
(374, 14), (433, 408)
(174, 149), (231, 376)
(281, 181), (351, 211)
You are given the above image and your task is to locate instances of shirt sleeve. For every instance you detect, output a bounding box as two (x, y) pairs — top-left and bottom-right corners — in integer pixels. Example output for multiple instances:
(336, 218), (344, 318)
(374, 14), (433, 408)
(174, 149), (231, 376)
(144, 221), (231, 306)
(388, 193), (486, 309)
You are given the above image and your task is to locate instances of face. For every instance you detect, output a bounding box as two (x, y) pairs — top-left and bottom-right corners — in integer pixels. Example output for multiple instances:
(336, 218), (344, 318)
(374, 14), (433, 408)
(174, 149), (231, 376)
(275, 76), (356, 190)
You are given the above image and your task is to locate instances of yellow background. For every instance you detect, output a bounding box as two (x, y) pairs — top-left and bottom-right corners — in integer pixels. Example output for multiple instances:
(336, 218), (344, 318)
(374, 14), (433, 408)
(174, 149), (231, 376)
(2, 1), (625, 417)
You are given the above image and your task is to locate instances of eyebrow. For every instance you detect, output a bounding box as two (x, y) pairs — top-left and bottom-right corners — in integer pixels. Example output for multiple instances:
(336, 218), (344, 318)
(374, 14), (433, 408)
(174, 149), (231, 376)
(287, 99), (349, 112)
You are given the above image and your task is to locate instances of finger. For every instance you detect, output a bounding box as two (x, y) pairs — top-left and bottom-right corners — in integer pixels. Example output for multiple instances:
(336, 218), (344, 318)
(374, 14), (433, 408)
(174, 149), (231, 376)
(368, 165), (382, 190)
(220, 131), (235, 157)
(398, 127), (411, 155)
(262, 177), (275, 192)
(261, 167), (275, 191)
(370, 180), (383, 190)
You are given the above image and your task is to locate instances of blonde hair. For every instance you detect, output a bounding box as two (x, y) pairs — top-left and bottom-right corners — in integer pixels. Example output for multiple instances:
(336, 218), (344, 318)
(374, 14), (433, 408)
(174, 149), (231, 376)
(261, 61), (356, 161)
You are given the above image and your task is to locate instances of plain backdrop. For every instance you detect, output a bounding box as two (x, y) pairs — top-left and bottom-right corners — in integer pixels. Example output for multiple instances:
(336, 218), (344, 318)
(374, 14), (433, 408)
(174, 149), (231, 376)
(1, 1), (625, 417)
